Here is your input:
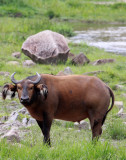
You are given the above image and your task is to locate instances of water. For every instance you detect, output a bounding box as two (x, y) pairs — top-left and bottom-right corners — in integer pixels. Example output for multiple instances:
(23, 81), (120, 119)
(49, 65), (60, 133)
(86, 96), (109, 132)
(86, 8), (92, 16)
(70, 24), (126, 55)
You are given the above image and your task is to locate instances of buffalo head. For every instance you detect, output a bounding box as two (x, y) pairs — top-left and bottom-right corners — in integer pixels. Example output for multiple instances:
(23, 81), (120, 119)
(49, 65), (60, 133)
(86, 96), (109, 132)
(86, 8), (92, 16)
(2, 72), (48, 106)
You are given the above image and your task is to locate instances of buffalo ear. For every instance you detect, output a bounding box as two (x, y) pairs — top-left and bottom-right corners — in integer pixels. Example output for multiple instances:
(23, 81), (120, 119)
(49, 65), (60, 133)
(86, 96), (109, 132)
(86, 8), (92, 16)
(36, 84), (48, 100)
(2, 84), (17, 100)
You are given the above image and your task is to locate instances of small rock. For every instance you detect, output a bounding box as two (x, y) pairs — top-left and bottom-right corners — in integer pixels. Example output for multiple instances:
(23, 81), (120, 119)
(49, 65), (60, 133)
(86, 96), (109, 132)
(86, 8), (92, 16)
(79, 120), (89, 130)
(0, 121), (4, 125)
(74, 121), (89, 130)
(117, 108), (124, 115)
(64, 67), (73, 75)
(91, 59), (115, 65)
(27, 118), (36, 126)
(7, 61), (19, 65)
(121, 93), (126, 98)
(57, 67), (73, 76)
(3, 121), (23, 130)
(10, 101), (18, 106)
(0, 72), (10, 76)
(22, 118), (28, 126)
(74, 122), (79, 128)
(83, 70), (104, 75)
(18, 107), (27, 114)
(117, 113), (126, 119)
(23, 60), (36, 67)
(8, 111), (20, 122)
(2, 128), (20, 142)
(56, 71), (66, 76)
(12, 52), (21, 58)
(114, 101), (123, 109)
(71, 53), (90, 65)
(115, 85), (125, 90)
(1, 116), (8, 122)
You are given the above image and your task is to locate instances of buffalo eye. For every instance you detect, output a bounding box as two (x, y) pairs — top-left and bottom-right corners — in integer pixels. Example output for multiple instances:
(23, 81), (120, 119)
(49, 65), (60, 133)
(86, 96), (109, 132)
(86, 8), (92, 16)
(17, 87), (21, 90)
(29, 87), (33, 90)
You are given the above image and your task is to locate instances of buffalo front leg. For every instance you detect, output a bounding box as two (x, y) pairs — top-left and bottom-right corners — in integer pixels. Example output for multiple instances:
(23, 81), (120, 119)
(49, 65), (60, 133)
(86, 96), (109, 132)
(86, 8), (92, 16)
(37, 113), (52, 146)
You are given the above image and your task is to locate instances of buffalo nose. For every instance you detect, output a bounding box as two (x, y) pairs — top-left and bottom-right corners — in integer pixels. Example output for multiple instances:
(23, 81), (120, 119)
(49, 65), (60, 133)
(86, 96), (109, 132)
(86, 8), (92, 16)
(20, 97), (29, 103)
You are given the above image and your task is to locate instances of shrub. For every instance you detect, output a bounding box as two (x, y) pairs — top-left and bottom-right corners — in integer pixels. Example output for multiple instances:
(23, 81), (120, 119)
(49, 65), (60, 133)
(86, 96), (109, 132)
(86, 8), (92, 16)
(46, 10), (60, 19)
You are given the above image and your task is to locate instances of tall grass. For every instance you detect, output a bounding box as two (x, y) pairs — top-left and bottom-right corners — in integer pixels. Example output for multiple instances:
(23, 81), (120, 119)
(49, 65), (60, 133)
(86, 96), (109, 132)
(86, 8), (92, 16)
(105, 118), (126, 140)
(0, 124), (126, 160)
(0, 0), (126, 22)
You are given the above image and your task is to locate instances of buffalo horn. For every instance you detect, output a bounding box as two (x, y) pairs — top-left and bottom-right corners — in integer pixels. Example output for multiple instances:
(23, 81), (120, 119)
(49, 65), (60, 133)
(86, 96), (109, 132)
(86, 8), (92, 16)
(11, 72), (23, 84)
(29, 72), (41, 84)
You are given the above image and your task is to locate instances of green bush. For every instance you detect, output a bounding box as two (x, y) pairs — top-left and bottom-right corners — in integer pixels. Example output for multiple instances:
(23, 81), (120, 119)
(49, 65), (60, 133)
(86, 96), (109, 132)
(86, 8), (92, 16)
(46, 10), (60, 19)
(112, 3), (126, 9)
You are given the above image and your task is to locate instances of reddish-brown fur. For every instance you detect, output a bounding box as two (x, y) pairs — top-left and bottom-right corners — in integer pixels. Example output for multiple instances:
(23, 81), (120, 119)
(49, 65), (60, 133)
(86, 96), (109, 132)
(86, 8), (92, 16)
(2, 74), (114, 145)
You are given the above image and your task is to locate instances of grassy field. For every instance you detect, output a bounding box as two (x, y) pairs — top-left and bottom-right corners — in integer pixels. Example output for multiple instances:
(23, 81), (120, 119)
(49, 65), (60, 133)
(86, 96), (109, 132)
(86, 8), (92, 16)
(0, 0), (126, 160)
(0, 0), (126, 22)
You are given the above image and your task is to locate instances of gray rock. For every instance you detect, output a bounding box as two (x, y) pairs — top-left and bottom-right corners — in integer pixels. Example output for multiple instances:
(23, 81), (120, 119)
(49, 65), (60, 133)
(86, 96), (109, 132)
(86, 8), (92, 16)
(91, 59), (115, 65)
(57, 67), (73, 76)
(79, 120), (89, 130)
(121, 93), (126, 98)
(12, 52), (21, 58)
(74, 120), (89, 130)
(27, 118), (36, 125)
(64, 67), (73, 75)
(115, 85), (125, 90)
(83, 70), (104, 75)
(1, 116), (8, 122)
(117, 108), (124, 115)
(8, 111), (20, 122)
(22, 118), (28, 126)
(0, 71), (10, 76)
(0, 121), (4, 125)
(2, 128), (20, 142)
(71, 53), (90, 65)
(74, 122), (79, 128)
(10, 101), (18, 106)
(117, 113), (126, 119)
(5, 121), (23, 128)
(22, 30), (70, 64)
(114, 101), (123, 109)
(23, 60), (36, 67)
(18, 107), (27, 114)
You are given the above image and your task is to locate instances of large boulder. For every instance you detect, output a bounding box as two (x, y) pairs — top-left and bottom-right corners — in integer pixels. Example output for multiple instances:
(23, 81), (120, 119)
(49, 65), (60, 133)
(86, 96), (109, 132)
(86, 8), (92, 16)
(22, 30), (70, 64)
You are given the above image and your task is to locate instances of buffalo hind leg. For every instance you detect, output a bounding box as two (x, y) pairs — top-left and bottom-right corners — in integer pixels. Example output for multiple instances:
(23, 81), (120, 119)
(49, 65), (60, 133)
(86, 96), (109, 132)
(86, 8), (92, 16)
(90, 119), (102, 140)
(37, 113), (52, 146)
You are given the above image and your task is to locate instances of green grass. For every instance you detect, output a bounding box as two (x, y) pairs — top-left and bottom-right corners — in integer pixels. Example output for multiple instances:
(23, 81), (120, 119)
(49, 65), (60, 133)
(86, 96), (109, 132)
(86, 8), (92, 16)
(0, 123), (126, 160)
(0, 0), (126, 22)
(105, 118), (126, 140)
(0, 0), (126, 159)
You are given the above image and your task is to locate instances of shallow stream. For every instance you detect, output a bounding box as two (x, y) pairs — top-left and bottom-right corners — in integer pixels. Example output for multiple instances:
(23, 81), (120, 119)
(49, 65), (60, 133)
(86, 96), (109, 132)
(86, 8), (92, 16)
(70, 23), (126, 55)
